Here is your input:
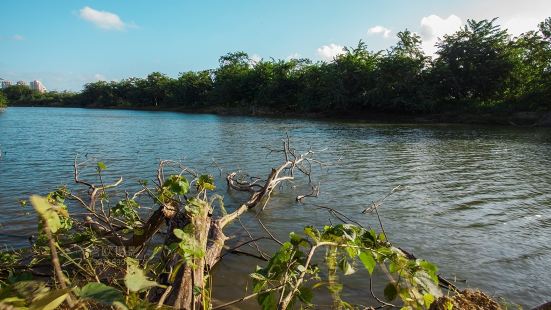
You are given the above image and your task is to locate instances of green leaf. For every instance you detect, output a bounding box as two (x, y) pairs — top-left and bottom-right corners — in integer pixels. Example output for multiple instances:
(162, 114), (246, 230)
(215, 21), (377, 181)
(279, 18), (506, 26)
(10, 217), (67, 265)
(168, 261), (185, 283)
(197, 174), (216, 191)
(367, 229), (377, 242)
(113, 301), (129, 310)
(296, 264), (306, 273)
(250, 272), (267, 281)
(124, 258), (159, 292)
(445, 299), (454, 310)
(193, 285), (202, 296)
(297, 287), (313, 303)
(10, 280), (49, 299)
(97, 161), (107, 171)
(0, 296), (26, 307)
(7, 272), (32, 283)
(358, 251), (376, 275)
(29, 289), (71, 310)
(338, 258), (355, 275)
(184, 197), (206, 216)
(419, 260), (439, 283)
(79, 282), (124, 305)
(289, 232), (307, 247)
(303, 226), (320, 243)
(423, 293), (435, 308)
(258, 291), (276, 310)
(163, 175), (190, 195)
(30, 195), (61, 233)
(383, 282), (398, 301)
(388, 261), (398, 273)
(112, 199), (140, 223)
(173, 228), (186, 240)
(345, 246), (357, 258)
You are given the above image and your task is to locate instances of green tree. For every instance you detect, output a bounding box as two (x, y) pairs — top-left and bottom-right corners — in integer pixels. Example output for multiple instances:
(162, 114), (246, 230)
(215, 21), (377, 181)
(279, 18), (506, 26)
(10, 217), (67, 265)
(327, 41), (380, 112)
(81, 81), (115, 106)
(539, 17), (551, 41)
(2, 84), (33, 103)
(112, 77), (147, 106)
(0, 91), (7, 108)
(144, 72), (171, 107)
(433, 19), (515, 104)
(172, 70), (213, 107)
(506, 17), (551, 110)
(373, 30), (432, 112)
(211, 51), (254, 107)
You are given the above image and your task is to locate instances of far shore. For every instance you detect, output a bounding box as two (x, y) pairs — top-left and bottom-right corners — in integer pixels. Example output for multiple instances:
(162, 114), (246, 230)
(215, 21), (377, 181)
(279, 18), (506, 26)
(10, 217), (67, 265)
(8, 102), (551, 128)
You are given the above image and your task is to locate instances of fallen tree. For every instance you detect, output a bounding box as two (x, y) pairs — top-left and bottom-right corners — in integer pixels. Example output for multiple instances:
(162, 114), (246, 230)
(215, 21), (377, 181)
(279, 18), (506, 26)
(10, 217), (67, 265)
(0, 139), (514, 309)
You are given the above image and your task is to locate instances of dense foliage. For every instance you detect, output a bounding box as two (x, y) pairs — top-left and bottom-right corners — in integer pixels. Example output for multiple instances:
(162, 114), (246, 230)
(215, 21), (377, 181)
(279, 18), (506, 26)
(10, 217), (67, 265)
(4, 18), (551, 116)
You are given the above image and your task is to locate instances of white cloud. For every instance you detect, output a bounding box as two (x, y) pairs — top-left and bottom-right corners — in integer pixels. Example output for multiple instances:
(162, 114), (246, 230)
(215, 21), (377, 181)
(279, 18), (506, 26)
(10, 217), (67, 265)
(13, 34), (24, 41)
(79, 6), (128, 31)
(419, 14), (463, 56)
(93, 73), (106, 81)
(249, 54), (262, 66)
(502, 17), (542, 36)
(463, 0), (550, 36)
(286, 53), (301, 60)
(317, 43), (345, 61)
(368, 25), (392, 38)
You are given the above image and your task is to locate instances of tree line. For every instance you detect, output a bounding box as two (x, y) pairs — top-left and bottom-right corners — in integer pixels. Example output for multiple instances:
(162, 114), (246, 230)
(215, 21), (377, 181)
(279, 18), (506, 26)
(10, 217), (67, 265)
(2, 18), (551, 116)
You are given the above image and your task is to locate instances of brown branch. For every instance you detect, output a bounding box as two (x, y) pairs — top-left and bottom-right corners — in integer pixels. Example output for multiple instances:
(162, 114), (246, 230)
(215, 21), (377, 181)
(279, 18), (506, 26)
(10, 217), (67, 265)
(278, 243), (322, 309)
(212, 285), (285, 310)
(362, 185), (401, 214)
(296, 182), (320, 202)
(39, 207), (76, 307)
(218, 236), (273, 260)
(258, 218), (283, 245)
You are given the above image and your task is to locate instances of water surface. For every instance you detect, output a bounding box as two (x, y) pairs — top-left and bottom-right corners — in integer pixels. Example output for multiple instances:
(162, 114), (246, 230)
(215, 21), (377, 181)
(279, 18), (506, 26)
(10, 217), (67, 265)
(1, 107), (550, 307)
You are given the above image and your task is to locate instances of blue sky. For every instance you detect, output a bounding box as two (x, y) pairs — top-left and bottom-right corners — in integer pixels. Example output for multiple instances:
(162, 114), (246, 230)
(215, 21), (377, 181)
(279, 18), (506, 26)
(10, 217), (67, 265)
(1, 0), (550, 91)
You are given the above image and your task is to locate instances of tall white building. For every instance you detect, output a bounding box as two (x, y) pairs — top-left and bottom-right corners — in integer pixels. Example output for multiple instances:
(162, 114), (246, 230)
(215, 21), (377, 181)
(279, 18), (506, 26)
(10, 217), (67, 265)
(0, 79), (11, 89)
(30, 80), (47, 93)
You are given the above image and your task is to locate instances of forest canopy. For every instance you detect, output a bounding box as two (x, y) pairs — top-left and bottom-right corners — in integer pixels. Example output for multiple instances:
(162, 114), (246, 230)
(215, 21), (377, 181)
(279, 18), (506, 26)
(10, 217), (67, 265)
(2, 18), (551, 116)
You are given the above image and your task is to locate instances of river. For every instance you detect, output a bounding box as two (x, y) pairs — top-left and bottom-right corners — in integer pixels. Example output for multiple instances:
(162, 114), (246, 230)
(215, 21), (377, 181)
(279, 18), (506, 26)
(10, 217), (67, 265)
(0, 107), (550, 307)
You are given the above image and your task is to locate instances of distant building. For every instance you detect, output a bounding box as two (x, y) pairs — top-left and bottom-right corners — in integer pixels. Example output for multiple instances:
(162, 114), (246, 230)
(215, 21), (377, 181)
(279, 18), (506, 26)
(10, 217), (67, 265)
(0, 80), (11, 89)
(30, 80), (47, 93)
(16, 81), (26, 86)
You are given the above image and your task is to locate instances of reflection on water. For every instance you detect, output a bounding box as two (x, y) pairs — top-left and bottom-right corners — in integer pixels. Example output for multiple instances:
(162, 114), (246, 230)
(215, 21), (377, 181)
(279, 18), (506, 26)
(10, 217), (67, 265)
(1, 107), (550, 307)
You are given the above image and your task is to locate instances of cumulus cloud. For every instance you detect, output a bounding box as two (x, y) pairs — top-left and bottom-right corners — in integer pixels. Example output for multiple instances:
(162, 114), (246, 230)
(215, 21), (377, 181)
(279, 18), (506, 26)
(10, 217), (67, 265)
(368, 25), (392, 38)
(13, 34), (24, 41)
(79, 6), (129, 31)
(419, 14), (463, 56)
(317, 43), (345, 61)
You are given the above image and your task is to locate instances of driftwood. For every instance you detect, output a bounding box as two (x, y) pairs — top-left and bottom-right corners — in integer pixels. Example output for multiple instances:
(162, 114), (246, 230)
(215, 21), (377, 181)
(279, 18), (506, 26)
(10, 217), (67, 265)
(162, 139), (319, 309)
(72, 138), (321, 309)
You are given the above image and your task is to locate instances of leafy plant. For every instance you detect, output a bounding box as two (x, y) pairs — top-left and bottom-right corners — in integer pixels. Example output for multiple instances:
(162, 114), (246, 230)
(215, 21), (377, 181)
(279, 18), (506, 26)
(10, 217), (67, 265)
(252, 224), (441, 309)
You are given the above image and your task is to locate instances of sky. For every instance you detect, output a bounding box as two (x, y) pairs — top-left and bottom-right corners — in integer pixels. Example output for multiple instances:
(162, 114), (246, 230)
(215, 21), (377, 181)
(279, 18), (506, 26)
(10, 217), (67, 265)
(1, 0), (550, 91)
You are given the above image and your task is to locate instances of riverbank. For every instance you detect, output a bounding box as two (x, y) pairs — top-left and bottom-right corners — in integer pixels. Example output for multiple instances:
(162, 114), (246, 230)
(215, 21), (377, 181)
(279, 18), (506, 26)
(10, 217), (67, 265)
(10, 102), (551, 127)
